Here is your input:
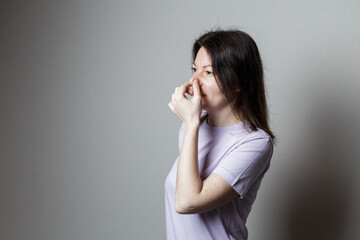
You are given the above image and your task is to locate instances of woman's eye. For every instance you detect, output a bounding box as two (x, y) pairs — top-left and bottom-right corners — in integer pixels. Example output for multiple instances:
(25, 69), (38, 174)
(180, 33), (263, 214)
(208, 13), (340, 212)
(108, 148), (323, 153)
(205, 71), (213, 75)
(191, 67), (197, 72)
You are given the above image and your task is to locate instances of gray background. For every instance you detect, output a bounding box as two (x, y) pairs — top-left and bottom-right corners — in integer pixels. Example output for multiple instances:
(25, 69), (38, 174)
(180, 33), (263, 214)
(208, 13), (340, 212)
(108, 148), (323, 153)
(1, 0), (359, 239)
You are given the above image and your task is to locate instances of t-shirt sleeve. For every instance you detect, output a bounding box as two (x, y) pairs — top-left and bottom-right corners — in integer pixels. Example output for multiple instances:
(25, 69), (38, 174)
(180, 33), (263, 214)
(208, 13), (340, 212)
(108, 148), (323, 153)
(212, 134), (273, 199)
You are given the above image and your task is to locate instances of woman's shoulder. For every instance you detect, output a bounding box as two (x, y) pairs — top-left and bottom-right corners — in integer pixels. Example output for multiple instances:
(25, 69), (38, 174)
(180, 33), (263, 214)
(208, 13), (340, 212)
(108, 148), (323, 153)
(231, 124), (273, 146)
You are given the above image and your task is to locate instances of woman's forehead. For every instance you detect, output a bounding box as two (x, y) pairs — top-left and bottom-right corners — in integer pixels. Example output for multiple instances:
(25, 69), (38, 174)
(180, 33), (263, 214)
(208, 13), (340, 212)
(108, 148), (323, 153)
(193, 47), (212, 67)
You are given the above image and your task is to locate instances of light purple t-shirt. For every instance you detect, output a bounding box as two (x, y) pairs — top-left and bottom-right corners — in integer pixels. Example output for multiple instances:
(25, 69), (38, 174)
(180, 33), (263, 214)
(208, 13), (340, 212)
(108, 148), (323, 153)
(165, 117), (274, 240)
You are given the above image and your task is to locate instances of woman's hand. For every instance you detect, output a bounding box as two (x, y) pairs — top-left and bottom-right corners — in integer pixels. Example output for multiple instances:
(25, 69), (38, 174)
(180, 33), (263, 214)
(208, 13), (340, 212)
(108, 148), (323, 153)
(168, 79), (202, 126)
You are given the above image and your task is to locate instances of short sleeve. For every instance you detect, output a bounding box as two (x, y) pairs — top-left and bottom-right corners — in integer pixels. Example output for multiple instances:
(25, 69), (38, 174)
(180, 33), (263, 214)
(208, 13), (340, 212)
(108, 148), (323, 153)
(212, 134), (273, 199)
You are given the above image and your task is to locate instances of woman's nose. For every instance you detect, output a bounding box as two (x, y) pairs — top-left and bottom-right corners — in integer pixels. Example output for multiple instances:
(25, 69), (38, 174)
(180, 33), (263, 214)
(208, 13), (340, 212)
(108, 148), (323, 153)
(190, 72), (200, 84)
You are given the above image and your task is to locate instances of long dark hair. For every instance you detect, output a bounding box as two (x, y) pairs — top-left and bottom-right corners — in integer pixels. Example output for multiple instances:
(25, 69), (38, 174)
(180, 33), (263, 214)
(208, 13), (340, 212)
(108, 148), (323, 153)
(193, 29), (276, 141)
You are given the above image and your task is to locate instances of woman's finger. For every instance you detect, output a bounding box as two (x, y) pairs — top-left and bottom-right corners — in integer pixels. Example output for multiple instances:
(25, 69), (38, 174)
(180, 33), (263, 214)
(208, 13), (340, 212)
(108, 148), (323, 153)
(186, 88), (194, 96)
(168, 102), (185, 121)
(168, 102), (178, 115)
(168, 102), (174, 112)
(174, 87), (178, 97)
(182, 82), (192, 91)
(174, 83), (190, 100)
(177, 82), (191, 96)
(185, 83), (194, 96)
(192, 79), (202, 97)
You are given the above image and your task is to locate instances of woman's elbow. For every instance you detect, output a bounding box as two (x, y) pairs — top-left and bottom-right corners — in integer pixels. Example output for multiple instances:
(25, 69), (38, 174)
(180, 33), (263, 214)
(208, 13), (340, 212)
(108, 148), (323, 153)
(175, 199), (196, 214)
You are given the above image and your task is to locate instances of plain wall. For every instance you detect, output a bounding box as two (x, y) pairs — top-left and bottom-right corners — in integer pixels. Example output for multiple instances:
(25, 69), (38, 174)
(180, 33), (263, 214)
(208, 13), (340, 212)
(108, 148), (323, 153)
(1, 0), (359, 239)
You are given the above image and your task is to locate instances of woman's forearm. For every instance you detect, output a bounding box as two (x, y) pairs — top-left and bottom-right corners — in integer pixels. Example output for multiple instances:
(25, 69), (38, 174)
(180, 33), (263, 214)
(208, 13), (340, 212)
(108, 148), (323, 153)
(175, 122), (202, 213)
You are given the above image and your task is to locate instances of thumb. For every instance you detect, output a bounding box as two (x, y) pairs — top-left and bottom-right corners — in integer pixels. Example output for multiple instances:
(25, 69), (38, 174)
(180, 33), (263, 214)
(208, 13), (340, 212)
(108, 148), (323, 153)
(193, 79), (202, 97)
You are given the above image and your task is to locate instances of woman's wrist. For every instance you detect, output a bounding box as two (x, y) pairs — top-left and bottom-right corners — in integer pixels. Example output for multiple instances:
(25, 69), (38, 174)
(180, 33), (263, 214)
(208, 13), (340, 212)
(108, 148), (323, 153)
(184, 119), (200, 131)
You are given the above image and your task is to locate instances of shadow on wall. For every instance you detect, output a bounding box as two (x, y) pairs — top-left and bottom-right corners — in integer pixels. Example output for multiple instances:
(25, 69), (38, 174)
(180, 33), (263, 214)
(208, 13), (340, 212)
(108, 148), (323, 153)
(284, 74), (358, 240)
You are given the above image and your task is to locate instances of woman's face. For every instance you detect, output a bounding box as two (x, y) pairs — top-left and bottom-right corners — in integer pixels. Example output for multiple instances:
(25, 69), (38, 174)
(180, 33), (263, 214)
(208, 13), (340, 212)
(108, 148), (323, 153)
(190, 47), (229, 112)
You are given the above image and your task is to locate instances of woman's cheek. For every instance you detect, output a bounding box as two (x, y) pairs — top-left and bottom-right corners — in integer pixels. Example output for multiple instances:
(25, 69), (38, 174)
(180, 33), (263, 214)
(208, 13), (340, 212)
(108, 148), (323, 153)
(199, 86), (206, 96)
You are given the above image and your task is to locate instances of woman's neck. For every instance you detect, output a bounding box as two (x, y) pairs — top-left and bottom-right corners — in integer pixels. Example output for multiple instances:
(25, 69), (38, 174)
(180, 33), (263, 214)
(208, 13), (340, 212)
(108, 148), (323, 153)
(206, 107), (242, 127)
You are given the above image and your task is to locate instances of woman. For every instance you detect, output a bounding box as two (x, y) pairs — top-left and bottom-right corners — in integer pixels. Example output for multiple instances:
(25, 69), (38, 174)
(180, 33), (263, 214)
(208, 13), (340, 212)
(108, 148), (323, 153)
(166, 29), (275, 240)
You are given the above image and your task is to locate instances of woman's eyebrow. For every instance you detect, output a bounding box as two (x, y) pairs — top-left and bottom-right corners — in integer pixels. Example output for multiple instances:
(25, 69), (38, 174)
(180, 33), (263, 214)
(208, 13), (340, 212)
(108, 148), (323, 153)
(192, 62), (212, 68)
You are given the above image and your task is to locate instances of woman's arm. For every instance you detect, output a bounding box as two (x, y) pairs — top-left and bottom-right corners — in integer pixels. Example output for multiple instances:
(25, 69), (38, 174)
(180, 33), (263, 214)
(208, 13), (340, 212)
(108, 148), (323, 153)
(168, 80), (238, 214)
(175, 122), (201, 212)
(175, 122), (238, 214)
